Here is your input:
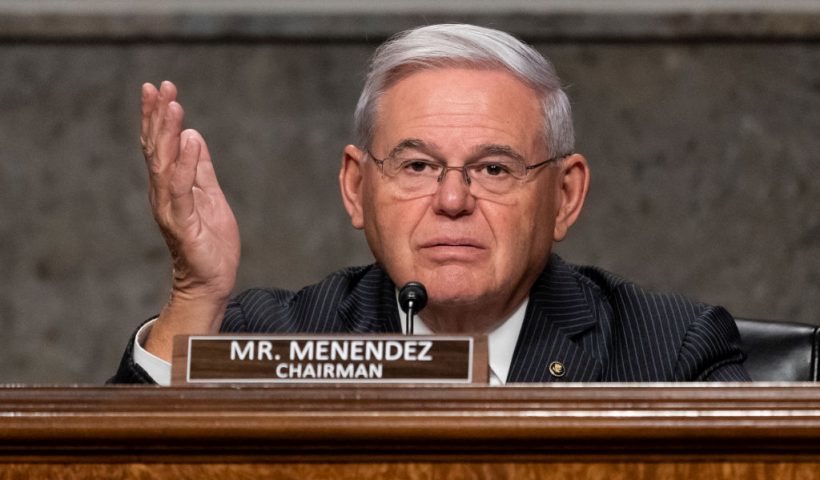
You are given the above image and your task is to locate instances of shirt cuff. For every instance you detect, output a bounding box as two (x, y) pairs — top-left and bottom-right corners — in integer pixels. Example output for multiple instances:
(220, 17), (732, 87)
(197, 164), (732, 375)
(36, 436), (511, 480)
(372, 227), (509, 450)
(133, 318), (172, 386)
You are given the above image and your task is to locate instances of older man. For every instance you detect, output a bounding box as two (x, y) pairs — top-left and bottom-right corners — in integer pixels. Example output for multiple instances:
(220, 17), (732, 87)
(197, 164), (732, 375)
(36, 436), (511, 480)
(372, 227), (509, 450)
(111, 24), (749, 385)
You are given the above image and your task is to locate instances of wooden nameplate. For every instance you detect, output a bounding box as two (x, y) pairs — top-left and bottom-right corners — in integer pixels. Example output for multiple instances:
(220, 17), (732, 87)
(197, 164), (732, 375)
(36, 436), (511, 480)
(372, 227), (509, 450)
(171, 334), (488, 385)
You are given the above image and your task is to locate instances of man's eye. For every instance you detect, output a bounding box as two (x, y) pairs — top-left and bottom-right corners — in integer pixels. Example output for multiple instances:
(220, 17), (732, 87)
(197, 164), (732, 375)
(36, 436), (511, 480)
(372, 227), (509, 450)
(399, 159), (439, 174)
(477, 163), (511, 177)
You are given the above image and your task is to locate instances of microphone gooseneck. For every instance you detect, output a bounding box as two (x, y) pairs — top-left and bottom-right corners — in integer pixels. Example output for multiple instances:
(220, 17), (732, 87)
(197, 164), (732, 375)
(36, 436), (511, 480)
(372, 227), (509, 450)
(398, 281), (428, 335)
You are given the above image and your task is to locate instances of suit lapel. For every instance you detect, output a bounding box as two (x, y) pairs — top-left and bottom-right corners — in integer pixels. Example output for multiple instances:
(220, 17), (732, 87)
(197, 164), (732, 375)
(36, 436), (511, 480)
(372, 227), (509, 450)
(337, 264), (402, 334)
(507, 256), (603, 383)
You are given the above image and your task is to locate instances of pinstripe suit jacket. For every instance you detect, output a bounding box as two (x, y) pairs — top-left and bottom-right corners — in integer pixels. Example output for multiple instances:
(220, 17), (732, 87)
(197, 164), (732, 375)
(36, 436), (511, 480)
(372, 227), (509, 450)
(111, 255), (750, 383)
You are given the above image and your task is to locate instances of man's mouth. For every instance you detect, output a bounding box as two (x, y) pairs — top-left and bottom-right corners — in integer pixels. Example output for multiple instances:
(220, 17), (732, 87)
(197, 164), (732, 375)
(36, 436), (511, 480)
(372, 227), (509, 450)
(421, 237), (485, 249)
(418, 238), (487, 261)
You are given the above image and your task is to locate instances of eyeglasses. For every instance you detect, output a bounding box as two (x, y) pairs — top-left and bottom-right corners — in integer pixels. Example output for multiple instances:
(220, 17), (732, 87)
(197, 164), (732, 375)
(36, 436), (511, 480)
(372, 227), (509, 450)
(367, 149), (569, 197)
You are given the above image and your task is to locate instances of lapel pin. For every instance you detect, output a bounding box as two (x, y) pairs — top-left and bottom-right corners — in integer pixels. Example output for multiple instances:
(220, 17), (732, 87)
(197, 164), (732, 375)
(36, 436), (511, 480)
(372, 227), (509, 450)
(549, 361), (565, 378)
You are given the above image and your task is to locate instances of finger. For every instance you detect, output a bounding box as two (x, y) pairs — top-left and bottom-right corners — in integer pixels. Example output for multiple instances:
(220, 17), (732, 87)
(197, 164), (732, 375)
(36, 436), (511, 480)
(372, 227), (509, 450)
(140, 83), (159, 155)
(169, 134), (200, 222)
(149, 81), (179, 156)
(154, 100), (185, 172)
(148, 101), (185, 210)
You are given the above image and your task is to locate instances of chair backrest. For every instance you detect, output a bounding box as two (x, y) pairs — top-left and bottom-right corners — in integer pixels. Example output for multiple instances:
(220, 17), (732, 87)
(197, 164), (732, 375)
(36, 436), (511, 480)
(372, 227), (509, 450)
(735, 318), (820, 381)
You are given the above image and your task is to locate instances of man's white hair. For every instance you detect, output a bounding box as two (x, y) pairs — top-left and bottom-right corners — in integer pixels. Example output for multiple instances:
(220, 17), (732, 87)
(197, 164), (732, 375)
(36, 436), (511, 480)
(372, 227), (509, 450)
(354, 23), (574, 158)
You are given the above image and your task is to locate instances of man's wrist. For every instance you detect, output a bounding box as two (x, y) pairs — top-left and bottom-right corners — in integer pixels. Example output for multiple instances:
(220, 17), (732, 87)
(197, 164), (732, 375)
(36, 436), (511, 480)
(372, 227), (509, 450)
(143, 293), (228, 361)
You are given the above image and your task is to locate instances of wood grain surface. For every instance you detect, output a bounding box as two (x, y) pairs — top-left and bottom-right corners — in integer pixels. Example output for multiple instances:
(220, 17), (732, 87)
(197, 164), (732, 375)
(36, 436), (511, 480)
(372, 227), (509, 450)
(2, 462), (819, 480)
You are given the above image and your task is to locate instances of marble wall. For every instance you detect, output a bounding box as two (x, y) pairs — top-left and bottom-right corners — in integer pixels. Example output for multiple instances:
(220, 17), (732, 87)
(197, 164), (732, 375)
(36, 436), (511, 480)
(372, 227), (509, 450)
(0, 10), (818, 383)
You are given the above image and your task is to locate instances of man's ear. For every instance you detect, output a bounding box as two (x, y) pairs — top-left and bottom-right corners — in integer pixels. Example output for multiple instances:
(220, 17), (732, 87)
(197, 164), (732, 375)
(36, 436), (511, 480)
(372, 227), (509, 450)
(339, 144), (367, 229)
(553, 153), (590, 241)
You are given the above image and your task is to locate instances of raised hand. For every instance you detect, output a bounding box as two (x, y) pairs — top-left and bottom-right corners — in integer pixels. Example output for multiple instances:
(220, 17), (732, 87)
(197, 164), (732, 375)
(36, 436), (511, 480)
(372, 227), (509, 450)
(139, 81), (241, 360)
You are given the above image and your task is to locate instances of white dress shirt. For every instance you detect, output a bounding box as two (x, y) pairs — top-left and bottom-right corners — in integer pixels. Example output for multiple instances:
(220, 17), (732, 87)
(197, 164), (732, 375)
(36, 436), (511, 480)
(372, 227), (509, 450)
(396, 299), (528, 386)
(134, 298), (528, 387)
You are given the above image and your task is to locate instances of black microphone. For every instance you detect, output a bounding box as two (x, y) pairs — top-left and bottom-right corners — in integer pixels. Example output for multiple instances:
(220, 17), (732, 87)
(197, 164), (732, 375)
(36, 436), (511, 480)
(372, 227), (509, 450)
(398, 282), (428, 335)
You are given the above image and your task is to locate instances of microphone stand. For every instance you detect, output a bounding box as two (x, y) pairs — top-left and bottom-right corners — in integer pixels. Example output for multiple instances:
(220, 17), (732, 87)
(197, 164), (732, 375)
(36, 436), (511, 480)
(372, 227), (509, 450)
(406, 302), (415, 335)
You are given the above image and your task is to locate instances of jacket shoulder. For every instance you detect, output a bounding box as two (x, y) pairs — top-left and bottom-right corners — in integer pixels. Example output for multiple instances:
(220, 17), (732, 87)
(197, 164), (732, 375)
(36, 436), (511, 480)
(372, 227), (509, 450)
(565, 259), (746, 381)
(571, 261), (706, 319)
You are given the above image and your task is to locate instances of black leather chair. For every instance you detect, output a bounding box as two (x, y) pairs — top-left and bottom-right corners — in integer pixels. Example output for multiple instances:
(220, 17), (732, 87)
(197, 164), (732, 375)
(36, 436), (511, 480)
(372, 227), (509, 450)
(735, 318), (820, 381)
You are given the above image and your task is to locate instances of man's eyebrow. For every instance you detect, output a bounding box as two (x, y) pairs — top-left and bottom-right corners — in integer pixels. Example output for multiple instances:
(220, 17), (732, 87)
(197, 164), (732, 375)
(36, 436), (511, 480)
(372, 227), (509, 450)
(472, 144), (526, 163)
(385, 140), (524, 162)
(387, 138), (437, 158)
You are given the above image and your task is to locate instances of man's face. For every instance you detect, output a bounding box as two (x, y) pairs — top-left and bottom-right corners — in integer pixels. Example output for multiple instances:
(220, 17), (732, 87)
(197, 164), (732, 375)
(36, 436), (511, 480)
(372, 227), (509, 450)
(345, 68), (572, 315)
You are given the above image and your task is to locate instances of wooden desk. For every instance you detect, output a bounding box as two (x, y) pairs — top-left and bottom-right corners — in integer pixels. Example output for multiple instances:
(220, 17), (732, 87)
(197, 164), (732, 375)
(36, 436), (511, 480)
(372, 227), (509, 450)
(2, 384), (820, 478)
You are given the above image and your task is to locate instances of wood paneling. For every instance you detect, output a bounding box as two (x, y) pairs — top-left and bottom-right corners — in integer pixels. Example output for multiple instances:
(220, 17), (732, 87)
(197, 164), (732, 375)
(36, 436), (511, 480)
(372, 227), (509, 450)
(2, 384), (820, 478)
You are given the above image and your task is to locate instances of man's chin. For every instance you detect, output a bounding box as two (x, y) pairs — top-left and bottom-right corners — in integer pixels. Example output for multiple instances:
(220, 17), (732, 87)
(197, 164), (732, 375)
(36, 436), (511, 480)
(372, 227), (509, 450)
(421, 278), (492, 308)
(413, 264), (477, 291)
(390, 263), (498, 305)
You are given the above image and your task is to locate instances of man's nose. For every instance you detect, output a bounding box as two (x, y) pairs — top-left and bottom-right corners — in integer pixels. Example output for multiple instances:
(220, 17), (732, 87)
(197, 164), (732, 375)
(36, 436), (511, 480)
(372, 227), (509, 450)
(431, 168), (476, 217)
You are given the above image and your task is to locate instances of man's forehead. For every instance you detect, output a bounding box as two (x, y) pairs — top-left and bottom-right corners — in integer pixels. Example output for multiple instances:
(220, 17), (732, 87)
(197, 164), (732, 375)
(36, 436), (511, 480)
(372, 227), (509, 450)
(372, 67), (545, 153)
